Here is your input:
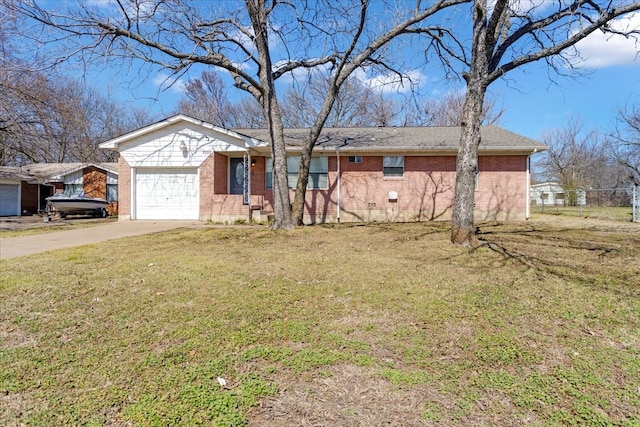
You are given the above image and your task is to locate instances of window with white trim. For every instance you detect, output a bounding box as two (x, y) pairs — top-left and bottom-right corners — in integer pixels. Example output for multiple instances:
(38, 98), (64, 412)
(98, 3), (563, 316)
(266, 156), (329, 190)
(348, 156), (363, 163)
(107, 171), (118, 202)
(107, 184), (118, 202)
(383, 156), (404, 177)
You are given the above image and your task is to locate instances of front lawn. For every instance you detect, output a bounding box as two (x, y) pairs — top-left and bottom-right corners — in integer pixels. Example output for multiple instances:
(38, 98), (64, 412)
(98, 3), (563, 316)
(1, 220), (639, 426)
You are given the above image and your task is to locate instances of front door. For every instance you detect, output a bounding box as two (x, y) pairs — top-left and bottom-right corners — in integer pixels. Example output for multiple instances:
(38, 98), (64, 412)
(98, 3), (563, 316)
(229, 158), (246, 195)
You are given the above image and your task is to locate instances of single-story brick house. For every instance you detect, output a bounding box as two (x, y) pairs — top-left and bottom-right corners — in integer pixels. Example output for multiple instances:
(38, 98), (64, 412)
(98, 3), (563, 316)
(99, 114), (546, 223)
(0, 163), (118, 216)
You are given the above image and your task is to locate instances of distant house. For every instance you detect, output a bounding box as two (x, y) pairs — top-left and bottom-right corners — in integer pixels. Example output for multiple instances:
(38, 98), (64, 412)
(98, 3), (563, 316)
(100, 114), (547, 223)
(530, 182), (586, 207)
(0, 163), (118, 216)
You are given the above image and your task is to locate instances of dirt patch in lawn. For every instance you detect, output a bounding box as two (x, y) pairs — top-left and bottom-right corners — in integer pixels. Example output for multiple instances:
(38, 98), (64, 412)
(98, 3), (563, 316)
(0, 214), (114, 232)
(249, 365), (442, 426)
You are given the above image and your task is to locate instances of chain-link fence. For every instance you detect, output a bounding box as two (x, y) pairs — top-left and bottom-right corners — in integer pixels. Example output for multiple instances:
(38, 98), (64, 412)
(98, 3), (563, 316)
(531, 186), (639, 223)
(634, 185), (639, 222)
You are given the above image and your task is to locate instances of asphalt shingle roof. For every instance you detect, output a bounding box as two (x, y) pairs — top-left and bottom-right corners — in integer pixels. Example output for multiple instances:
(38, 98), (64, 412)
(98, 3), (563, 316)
(234, 126), (546, 153)
(0, 163), (117, 183)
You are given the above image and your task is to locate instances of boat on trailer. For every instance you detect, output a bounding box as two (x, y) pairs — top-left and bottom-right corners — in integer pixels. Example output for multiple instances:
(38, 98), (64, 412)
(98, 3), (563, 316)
(45, 192), (109, 218)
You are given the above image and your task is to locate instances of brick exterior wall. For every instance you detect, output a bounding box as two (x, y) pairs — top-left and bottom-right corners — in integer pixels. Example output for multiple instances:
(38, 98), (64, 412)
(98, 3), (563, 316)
(246, 154), (528, 223)
(213, 153), (228, 195)
(200, 154), (216, 217)
(83, 166), (107, 199)
(20, 182), (41, 215)
(250, 156), (272, 212)
(126, 152), (530, 223)
(296, 155), (459, 223)
(118, 157), (131, 220)
(200, 153), (264, 221)
(476, 155), (528, 221)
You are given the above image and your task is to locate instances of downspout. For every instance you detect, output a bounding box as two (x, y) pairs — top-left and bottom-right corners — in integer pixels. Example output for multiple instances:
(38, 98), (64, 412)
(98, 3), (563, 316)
(336, 147), (341, 223)
(131, 167), (136, 221)
(247, 153), (252, 221)
(335, 139), (352, 223)
(526, 149), (536, 220)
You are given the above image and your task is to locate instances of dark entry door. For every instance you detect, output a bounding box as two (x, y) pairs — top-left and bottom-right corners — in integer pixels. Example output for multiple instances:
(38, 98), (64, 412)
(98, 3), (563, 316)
(229, 158), (246, 195)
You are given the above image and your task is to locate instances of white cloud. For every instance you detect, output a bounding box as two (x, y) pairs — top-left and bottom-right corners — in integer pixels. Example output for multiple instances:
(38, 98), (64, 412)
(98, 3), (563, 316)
(231, 61), (251, 72)
(86, 0), (156, 15)
(487, 0), (550, 15)
(85, 0), (112, 6)
(572, 13), (640, 69)
(152, 73), (186, 94)
(272, 60), (332, 84)
(82, 0), (165, 23)
(355, 69), (426, 94)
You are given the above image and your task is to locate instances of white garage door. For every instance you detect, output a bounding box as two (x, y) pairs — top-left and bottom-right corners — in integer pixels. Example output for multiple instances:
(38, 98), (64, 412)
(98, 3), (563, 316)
(135, 169), (199, 220)
(0, 184), (20, 216)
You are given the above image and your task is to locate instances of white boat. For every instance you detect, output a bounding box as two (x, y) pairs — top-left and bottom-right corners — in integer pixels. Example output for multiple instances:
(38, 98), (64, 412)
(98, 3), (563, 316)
(46, 192), (109, 218)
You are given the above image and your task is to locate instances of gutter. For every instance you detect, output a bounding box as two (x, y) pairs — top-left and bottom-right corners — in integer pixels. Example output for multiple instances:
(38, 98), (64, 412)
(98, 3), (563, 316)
(525, 148), (539, 220)
(334, 138), (352, 223)
(306, 145), (547, 155)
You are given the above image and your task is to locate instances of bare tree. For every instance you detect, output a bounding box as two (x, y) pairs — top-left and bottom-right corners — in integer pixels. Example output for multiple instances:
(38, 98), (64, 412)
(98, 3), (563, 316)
(409, 1), (640, 246)
(176, 70), (265, 128)
(2, 6), (146, 165)
(613, 103), (640, 185)
(538, 118), (611, 202)
(177, 71), (233, 127)
(14, 1), (636, 238)
(406, 90), (504, 127)
(0, 8), (37, 165)
(288, 1), (469, 225)
(1, 68), (141, 165)
(10, 0), (467, 229)
(280, 73), (401, 128)
(229, 97), (267, 129)
(9, 0), (301, 228)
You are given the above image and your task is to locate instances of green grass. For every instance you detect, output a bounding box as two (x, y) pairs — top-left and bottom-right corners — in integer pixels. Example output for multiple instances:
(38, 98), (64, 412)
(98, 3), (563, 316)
(531, 205), (634, 222)
(1, 221), (639, 425)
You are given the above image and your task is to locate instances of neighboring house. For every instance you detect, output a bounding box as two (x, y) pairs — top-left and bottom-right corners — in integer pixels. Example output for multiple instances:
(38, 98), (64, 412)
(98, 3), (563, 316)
(0, 163), (118, 216)
(0, 167), (42, 217)
(100, 114), (546, 223)
(530, 182), (586, 207)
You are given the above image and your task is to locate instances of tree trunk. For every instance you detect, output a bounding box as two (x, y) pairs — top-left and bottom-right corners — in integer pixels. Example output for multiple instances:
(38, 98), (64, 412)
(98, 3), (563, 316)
(268, 107), (295, 229)
(246, 0), (294, 229)
(292, 85), (339, 226)
(451, 81), (485, 247)
(293, 149), (311, 226)
(450, 0), (489, 248)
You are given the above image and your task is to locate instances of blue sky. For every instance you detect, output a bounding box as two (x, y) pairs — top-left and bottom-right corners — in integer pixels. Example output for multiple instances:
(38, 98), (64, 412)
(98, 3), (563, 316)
(67, 3), (640, 142)
(491, 62), (640, 139)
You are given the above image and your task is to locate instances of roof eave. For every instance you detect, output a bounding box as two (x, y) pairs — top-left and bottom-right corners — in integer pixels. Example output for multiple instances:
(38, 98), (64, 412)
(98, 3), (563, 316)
(303, 145), (548, 155)
(99, 114), (257, 150)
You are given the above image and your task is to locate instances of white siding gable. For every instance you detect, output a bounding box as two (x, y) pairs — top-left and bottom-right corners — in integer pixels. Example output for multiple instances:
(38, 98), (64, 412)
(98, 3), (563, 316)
(120, 122), (249, 168)
(64, 170), (83, 184)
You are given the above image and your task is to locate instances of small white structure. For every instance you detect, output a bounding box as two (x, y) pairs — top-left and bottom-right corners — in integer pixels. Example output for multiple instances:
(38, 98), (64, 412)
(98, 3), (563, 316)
(530, 182), (586, 206)
(531, 182), (566, 206)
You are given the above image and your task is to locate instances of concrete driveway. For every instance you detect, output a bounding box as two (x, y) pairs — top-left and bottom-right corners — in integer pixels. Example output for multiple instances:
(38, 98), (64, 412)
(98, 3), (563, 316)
(1, 220), (197, 260)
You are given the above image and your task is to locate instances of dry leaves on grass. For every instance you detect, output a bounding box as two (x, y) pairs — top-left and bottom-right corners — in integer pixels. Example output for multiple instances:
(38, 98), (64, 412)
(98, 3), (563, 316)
(250, 365), (444, 427)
